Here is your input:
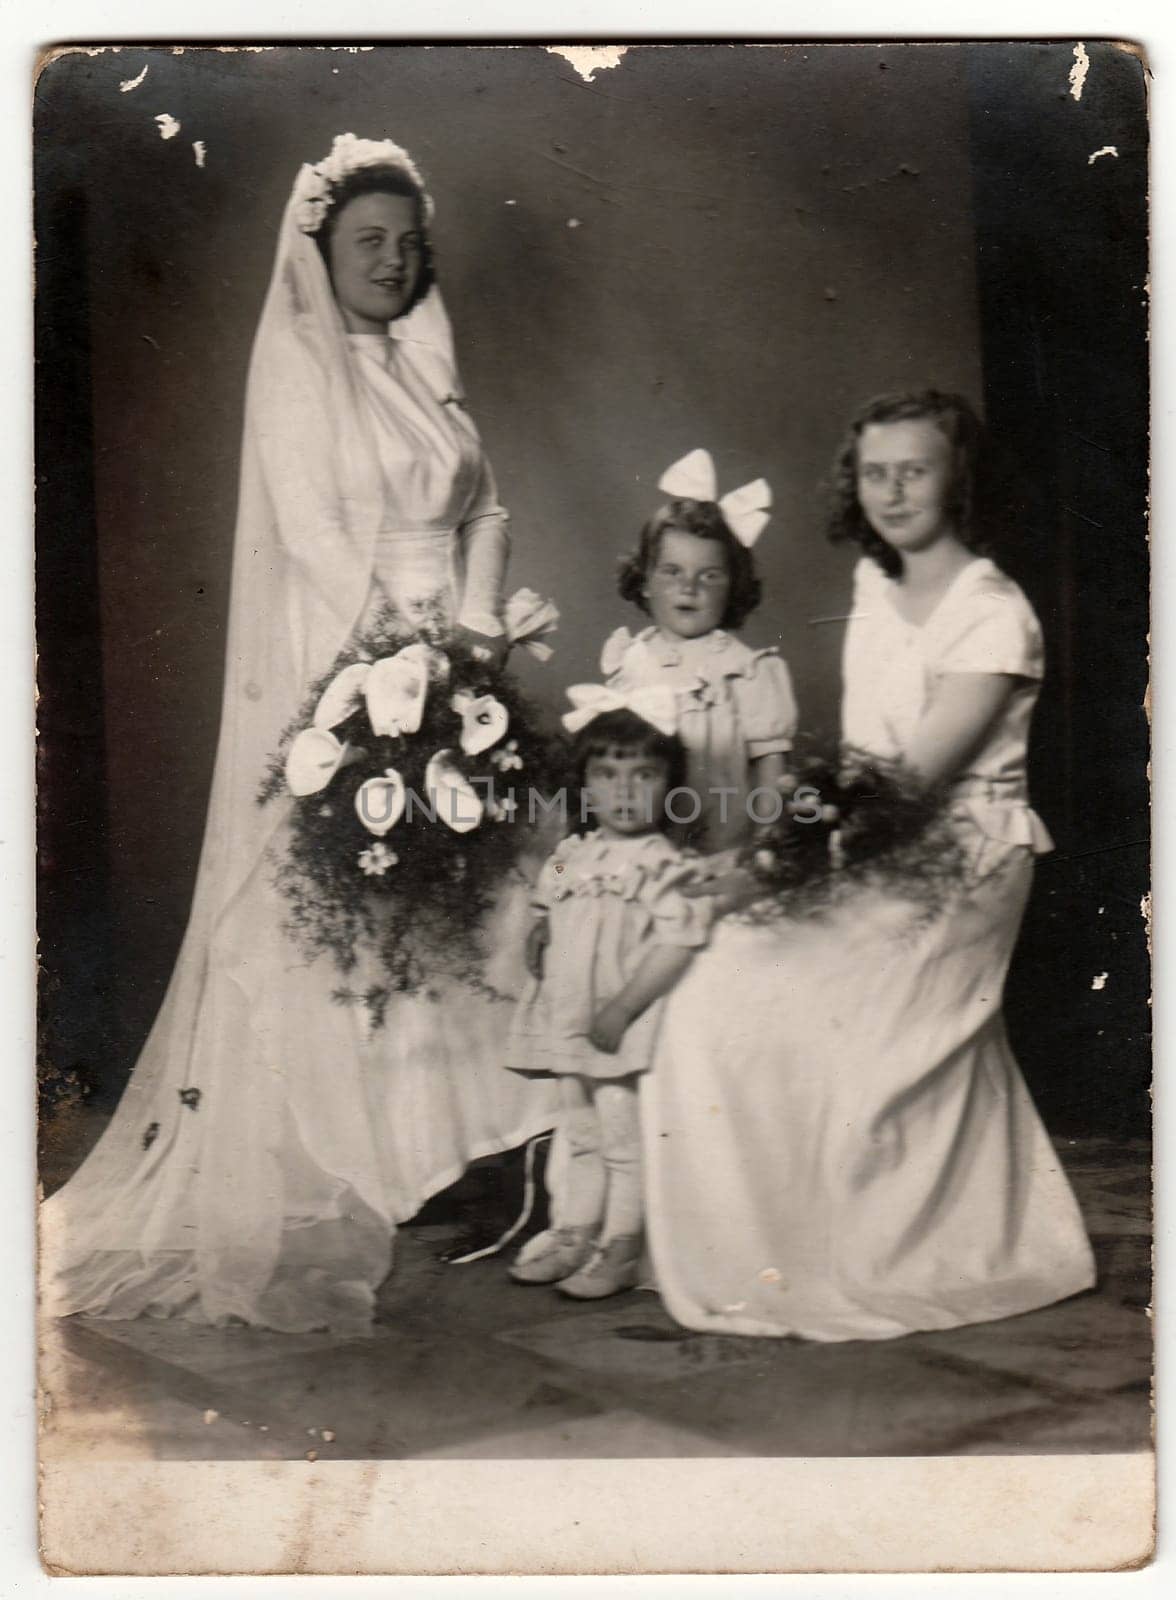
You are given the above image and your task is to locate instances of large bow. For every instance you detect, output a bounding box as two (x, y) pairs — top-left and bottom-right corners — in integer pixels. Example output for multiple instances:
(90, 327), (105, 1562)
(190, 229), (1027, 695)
(658, 448), (772, 547)
(562, 683), (680, 738)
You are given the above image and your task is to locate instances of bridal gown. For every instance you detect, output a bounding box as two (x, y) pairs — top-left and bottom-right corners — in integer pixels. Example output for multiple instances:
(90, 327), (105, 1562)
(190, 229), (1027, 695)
(43, 322), (560, 1335)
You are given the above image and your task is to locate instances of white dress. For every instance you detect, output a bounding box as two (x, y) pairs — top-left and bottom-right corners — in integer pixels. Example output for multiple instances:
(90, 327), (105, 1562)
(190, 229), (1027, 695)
(42, 321), (560, 1335)
(642, 556), (1096, 1341)
(602, 626), (798, 851)
(507, 833), (713, 1082)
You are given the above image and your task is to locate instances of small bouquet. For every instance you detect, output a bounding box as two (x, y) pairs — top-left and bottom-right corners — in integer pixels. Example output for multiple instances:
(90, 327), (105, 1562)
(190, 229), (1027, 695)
(740, 746), (966, 920)
(259, 591), (567, 1025)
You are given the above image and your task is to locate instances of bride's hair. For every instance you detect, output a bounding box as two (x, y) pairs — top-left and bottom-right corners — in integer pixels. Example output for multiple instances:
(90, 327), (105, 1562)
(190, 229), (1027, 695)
(617, 500), (763, 629)
(827, 390), (1001, 578)
(315, 163), (436, 314)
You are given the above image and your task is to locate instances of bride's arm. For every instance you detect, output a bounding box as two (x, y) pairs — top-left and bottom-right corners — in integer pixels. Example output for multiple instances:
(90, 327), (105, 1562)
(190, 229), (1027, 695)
(456, 456), (510, 648)
(900, 673), (1018, 789)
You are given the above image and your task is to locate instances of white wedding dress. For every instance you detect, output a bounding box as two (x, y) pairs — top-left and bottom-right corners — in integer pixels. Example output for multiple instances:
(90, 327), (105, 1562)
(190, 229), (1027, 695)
(643, 556), (1097, 1341)
(42, 178), (559, 1335)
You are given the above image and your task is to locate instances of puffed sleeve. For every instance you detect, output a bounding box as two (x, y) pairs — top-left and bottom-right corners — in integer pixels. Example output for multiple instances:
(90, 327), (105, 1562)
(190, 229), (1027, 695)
(601, 627), (635, 680)
(640, 858), (715, 949)
(734, 651), (799, 758)
(935, 583), (1045, 679)
(457, 453), (511, 637)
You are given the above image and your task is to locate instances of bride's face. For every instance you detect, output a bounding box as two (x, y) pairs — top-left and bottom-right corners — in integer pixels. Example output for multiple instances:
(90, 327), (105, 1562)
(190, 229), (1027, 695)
(326, 192), (425, 333)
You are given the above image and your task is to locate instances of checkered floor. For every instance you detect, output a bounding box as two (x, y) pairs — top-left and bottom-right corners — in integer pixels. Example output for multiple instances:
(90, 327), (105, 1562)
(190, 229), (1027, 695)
(41, 1138), (1151, 1461)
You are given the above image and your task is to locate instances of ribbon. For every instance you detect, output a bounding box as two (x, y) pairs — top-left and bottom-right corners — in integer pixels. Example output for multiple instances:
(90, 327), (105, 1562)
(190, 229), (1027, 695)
(562, 683), (680, 738)
(658, 447), (772, 547)
(503, 588), (560, 661)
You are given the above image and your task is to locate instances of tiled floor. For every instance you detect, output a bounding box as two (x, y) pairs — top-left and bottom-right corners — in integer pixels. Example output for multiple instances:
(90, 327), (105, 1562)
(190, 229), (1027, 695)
(40, 1137), (1151, 1462)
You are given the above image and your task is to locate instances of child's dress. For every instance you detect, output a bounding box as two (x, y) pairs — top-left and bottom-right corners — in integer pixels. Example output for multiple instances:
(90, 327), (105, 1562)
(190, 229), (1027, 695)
(508, 833), (713, 1081)
(602, 627), (798, 851)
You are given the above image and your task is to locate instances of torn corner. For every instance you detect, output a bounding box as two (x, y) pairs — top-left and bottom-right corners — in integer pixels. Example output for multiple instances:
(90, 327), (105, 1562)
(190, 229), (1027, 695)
(546, 45), (629, 84)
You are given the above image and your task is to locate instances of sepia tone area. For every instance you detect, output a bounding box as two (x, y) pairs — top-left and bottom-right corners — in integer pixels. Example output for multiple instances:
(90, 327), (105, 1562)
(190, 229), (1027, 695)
(37, 40), (1149, 1520)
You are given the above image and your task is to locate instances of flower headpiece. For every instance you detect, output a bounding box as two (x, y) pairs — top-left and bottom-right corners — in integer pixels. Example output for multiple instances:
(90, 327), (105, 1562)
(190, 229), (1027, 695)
(658, 448), (772, 547)
(294, 132), (434, 236)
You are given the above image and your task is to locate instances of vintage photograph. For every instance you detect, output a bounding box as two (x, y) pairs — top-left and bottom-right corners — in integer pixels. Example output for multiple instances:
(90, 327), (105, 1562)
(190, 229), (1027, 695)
(35, 40), (1151, 1571)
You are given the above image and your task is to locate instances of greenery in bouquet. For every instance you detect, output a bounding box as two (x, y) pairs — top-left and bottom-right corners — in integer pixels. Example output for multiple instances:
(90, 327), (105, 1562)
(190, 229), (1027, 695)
(258, 595), (567, 1024)
(740, 744), (966, 921)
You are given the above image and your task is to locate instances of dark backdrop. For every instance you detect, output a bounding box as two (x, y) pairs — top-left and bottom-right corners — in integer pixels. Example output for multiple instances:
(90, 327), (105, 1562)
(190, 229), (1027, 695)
(36, 42), (1149, 1142)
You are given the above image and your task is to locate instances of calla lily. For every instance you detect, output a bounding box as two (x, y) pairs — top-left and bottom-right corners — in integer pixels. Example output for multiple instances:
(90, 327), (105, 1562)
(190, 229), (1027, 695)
(354, 768), (407, 837)
(424, 749), (483, 834)
(286, 727), (349, 797)
(363, 642), (448, 737)
(451, 689), (509, 756)
(314, 661), (372, 729)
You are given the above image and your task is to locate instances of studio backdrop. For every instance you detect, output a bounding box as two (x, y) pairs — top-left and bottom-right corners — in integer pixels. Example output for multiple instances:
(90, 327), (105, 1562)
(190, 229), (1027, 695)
(36, 43), (1148, 1138)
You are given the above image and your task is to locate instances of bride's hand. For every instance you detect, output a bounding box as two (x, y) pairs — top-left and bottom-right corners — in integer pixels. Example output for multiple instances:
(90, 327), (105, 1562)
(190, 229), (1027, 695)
(452, 624), (509, 669)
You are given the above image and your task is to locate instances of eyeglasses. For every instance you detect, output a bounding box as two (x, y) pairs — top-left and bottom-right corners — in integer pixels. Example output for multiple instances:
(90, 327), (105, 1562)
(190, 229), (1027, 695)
(650, 565), (730, 587)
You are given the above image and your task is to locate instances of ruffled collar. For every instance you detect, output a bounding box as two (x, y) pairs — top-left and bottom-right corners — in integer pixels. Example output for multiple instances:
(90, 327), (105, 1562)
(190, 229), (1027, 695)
(603, 625), (774, 684)
(546, 831), (679, 902)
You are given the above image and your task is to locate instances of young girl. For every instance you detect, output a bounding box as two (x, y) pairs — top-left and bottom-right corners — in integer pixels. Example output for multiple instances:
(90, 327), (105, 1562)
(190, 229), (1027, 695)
(605, 448), (799, 852)
(505, 705), (713, 1299)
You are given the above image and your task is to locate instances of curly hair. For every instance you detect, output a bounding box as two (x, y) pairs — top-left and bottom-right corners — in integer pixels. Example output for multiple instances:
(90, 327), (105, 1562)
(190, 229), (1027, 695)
(616, 500), (763, 630)
(827, 390), (996, 577)
(569, 709), (689, 834)
(316, 163), (436, 316)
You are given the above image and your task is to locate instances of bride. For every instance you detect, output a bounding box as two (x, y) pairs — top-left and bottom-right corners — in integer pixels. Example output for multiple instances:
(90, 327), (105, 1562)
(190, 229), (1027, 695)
(43, 134), (560, 1335)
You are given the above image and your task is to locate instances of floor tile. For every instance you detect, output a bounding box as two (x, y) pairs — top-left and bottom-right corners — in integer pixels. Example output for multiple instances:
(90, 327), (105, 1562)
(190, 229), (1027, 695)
(495, 1302), (766, 1384)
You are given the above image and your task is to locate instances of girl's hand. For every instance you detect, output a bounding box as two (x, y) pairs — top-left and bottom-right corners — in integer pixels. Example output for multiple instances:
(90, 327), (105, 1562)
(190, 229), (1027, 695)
(681, 866), (762, 916)
(525, 918), (549, 980)
(589, 997), (633, 1055)
(452, 624), (509, 670)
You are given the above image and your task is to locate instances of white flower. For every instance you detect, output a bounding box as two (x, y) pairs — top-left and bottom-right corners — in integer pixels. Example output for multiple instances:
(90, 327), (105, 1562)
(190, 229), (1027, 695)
(424, 750), (483, 834)
(364, 643), (444, 737)
(286, 727), (348, 796)
(503, 588), (560, 661)
(314, 661), (372, 729)
(354, 768), (407, 837)
(294, 135), (435, 236)
(358, 842), (398, 877)
(491, 739), (523, 773)
(451, 690), (508, 756)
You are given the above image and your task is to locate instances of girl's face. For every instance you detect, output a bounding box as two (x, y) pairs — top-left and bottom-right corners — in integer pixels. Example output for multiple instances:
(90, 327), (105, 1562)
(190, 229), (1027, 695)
(856, 419), (955, 553)
(326, 192), (425, 334)
(584, 747), (670, 837)
(644, 529), (732, 640)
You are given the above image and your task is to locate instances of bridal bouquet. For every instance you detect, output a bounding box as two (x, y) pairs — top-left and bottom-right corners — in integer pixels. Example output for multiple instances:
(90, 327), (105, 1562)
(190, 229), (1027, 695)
(259, 591), (567, 1023)
(740, 746), (967, 920)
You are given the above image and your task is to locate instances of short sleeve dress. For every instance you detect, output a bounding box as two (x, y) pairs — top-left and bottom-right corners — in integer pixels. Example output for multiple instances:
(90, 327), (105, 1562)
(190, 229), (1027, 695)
(641, 556), (1096, 1342)
(508, 832), (713, 1081)
(602, 626), (798, 851)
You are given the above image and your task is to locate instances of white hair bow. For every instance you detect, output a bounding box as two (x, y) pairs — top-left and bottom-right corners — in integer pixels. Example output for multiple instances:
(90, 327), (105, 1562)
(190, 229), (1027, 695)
(562, 684), (679, 738)
(658, 448), (772, 547)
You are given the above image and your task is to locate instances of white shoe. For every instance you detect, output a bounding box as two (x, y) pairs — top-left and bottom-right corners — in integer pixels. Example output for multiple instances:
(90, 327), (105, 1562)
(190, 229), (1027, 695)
(557, 1234), (643, 1299)
(508, 1225), (597, 1285)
